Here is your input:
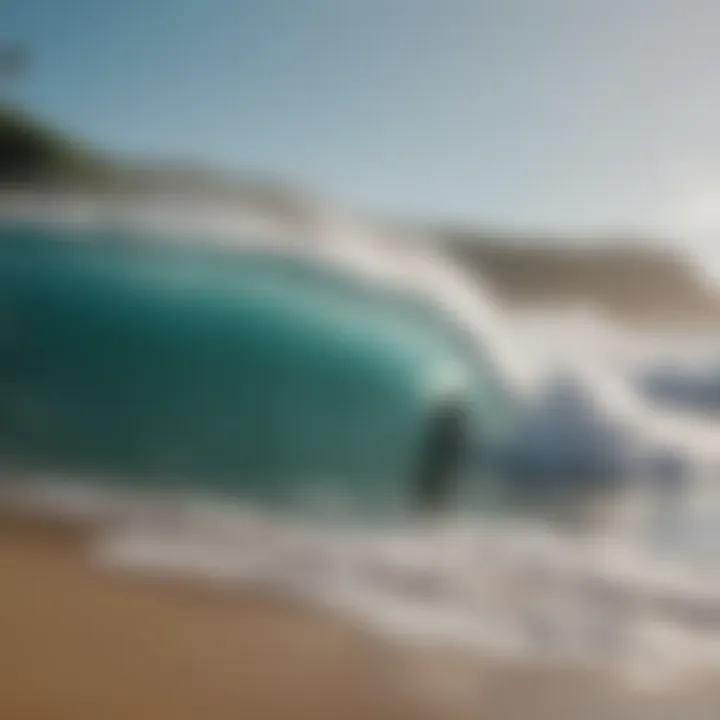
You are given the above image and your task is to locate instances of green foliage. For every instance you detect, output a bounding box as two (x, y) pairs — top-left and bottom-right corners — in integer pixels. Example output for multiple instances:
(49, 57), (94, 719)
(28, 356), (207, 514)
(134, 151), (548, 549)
(0, 106), (118, 189)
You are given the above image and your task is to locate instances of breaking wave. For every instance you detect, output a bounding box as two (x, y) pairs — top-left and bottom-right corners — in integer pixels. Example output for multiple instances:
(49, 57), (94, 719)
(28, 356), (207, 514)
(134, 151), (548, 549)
(6, 196), (720, 689)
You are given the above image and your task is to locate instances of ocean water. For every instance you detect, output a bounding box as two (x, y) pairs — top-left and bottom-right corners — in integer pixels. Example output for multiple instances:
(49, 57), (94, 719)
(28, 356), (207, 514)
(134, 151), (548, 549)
(5, 199), (720, 692)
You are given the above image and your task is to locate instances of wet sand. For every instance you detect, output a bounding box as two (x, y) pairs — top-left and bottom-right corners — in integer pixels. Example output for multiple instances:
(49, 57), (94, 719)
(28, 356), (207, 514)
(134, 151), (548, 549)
(0, 515), (420, 720)
(1, 514), (720, 720)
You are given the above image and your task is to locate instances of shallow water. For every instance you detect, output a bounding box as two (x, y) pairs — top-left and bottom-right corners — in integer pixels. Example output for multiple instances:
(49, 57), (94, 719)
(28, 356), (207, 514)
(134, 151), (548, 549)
(6, 201), (720, 691)
(4, 465), (720, 693)
(80, 311), (720, 693)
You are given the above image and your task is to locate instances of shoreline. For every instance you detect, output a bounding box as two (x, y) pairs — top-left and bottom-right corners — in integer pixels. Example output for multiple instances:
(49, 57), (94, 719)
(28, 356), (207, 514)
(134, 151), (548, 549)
(2, 513), (720, 719)
(0, 514), (418, 720)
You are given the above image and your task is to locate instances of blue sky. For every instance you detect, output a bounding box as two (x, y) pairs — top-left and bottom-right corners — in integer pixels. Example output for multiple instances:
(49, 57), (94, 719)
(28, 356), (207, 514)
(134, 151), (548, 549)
(4, 0), (720, 236)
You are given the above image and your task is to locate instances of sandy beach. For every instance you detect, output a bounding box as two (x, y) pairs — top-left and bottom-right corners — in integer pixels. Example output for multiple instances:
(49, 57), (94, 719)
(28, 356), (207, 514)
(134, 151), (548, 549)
(0, 515), (420, 720)
(2, 513), (720, 720)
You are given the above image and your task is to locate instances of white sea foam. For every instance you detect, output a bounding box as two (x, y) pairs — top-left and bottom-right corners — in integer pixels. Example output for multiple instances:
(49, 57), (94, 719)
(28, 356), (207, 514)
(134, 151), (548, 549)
(86, 491), (720, 690)
(7, 196), (720, 687)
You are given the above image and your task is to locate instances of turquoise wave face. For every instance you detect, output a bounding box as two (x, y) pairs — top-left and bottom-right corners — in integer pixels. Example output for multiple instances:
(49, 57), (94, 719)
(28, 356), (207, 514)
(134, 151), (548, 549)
(0, 220), (515, 516)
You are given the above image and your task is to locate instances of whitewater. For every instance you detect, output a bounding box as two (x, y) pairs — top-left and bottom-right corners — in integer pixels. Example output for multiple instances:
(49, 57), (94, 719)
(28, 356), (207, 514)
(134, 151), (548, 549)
(5, 194), (720, 690)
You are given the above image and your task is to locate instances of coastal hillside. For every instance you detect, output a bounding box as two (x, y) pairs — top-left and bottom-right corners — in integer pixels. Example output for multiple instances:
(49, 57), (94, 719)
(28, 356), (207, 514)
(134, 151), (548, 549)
(2, 107), (719, 326)
(0, 106), (312, 220)
(442, 237), (720, 326)
(0, 107), (114, 189)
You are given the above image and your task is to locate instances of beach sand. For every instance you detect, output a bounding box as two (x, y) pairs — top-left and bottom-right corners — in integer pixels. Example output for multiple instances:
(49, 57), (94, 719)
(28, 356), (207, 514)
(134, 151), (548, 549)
(0, 515), (415, 720)
(1, 514), (720, 720)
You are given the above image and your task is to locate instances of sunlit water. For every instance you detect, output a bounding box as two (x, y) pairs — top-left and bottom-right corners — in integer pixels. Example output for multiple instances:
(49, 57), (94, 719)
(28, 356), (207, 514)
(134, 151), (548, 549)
(6, 198), (720, 691)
